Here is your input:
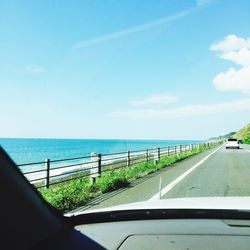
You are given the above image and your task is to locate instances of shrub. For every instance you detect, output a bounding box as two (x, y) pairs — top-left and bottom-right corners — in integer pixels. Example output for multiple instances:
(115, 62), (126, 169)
(96, 171), (129, 193)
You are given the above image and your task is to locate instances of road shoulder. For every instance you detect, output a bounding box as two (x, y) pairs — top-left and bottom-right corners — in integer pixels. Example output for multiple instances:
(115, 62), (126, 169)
(71, 147), (219, 213)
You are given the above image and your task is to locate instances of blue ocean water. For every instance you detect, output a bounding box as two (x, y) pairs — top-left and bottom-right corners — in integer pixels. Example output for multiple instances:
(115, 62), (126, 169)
(0, 138), (202, 166)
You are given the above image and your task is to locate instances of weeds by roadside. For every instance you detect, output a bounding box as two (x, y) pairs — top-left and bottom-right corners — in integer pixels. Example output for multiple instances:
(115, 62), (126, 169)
(40, 144), (217, 212)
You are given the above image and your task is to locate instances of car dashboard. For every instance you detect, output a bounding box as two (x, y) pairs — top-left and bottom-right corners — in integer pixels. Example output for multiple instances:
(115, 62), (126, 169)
(75, 219), (250, 249)
(72, 210), (250, 250)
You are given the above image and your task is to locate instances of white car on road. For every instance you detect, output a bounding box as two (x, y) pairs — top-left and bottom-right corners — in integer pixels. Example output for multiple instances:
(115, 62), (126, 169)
(225, 138), (240, 149)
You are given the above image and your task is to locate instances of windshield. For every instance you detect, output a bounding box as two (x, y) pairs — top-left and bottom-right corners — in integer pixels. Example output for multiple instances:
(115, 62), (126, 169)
(0, 0), (250, 215)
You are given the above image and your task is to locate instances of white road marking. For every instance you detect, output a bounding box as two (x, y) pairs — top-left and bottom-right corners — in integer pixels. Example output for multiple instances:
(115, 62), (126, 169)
(149, 145), (224, 201)
(246, 149), (250, 153)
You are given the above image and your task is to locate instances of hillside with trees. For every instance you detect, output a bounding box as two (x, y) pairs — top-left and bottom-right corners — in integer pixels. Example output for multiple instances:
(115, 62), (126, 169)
(209, 132), (236, 142)
(234, 123), (250, 144)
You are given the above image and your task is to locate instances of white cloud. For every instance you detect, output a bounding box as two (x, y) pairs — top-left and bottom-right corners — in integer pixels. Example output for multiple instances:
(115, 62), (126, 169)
(25, 65), (47, 73)
(210, 34), (250, 53)
(213, 66), (250, 93)
(211, 35), (250, 93)
(108, 99), (250, 120)
(72, 1), (216, 50)
(131, 94), (178, 106)
(72, 8), (196, 49)
(221, 48), (250, 66)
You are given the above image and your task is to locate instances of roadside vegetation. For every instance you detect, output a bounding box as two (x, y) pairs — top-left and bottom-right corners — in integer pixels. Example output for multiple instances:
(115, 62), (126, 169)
(40, 144), (218, 212)
(234, 123), (250, 144)
(209, 122), (250, 144)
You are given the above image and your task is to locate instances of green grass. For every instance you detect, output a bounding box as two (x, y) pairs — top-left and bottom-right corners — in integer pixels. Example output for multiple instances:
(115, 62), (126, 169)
(39, 144), (218, 212)
(234, 123), (250, 144)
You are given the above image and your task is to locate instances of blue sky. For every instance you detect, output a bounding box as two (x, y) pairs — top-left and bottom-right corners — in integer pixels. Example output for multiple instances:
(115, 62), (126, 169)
(1, 0), (250, 140)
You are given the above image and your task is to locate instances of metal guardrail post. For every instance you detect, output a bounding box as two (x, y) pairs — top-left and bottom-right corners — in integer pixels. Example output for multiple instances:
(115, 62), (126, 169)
(153, 147), (160, 164)
(158, 147), (160, 161)
(180, 145), (182, 153)
(167, 147), (170, 156)
(98, 154), (102, 177)
(154, 147), (158, 165)
(145, 149), (149, 162)
(45, 159), (50, 189)
(127, 151), (130, 167)
(175, 146), (177, 155)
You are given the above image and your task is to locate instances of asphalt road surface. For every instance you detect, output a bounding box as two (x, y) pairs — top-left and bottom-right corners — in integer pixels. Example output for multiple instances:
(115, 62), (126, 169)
(162, 144), (250, 199)
(75, 144), (250, 212)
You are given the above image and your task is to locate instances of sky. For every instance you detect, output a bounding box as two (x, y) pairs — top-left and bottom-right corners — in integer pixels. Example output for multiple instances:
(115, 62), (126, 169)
(0, 0), (250, 140)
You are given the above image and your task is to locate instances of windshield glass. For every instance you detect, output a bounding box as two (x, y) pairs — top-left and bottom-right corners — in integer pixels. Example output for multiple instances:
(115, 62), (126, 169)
(0, 0), (250, 215)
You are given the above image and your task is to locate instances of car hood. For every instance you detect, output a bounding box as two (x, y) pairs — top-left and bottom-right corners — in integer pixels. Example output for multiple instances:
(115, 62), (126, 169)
(66, 197), (250, 216)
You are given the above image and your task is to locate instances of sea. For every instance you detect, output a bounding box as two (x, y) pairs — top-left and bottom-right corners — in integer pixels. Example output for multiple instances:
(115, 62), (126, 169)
(0, 138), (203, 173)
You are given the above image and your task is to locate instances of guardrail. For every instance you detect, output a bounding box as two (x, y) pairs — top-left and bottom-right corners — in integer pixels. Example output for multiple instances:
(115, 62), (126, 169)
(18, 143), (215, 189)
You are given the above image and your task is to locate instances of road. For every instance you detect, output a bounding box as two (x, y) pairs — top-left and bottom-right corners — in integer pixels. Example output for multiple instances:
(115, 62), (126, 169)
(162, 144), (250, 199)
(74, 144), (250, 212)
